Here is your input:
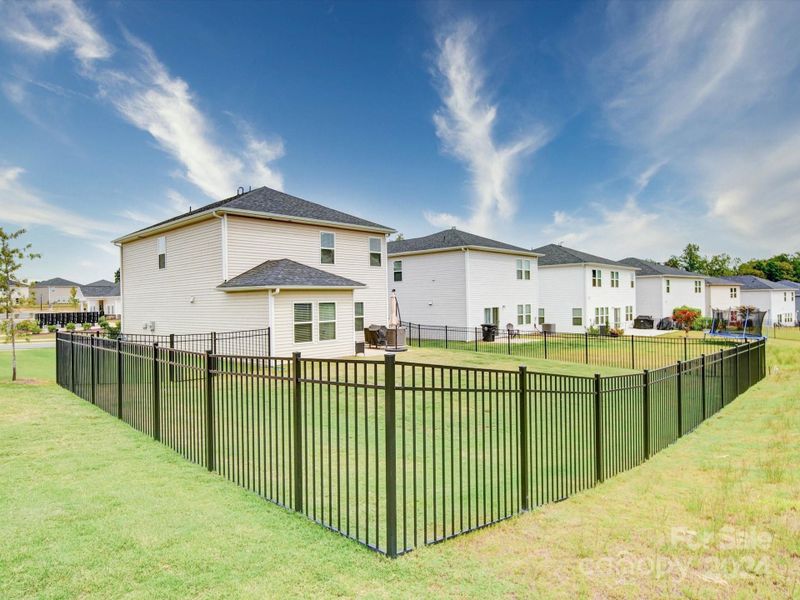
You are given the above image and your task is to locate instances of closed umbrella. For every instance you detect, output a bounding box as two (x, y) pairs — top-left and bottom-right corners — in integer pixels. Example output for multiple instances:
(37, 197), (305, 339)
(387, 289), (406, 351)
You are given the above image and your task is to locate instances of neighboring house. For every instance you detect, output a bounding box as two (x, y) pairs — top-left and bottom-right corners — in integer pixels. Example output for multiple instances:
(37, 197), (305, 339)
(534, 244), (638, 333)
(705, 277), (742, 316)
(724, 276), (796, 326)
(776, 280), (800, 321)
(33, 277), (83, 306)
(387, 228), (541, 330)
(8, 278), (28, 305)
(80, 280), (122, 316)
(114, 186), (394, 358)
(619, 258), (707, 322)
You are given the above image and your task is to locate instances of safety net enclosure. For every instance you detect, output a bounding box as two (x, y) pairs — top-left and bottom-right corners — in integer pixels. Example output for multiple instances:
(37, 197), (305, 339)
(708, 307), (766, 340)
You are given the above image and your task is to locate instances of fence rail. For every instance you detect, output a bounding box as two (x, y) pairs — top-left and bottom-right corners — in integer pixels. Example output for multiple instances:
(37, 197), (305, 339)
(56, 331), (767, 557)
(402, 321), (746, 371)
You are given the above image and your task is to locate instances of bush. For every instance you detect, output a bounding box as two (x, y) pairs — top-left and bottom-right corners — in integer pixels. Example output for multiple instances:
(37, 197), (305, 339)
(692, 316), (713, 331)
(15, 319), (41, 335)
(65, 322), (76, 331)
(81, 322), (92, 330)
(608, 327), (625, 337)
(586, 325), (600, 336)
(98, 316), (108, 327)
(47, 325), (58, 333)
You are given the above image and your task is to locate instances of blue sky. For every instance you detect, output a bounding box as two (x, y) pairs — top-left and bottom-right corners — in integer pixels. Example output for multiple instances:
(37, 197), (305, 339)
(1, 0), (800, 283)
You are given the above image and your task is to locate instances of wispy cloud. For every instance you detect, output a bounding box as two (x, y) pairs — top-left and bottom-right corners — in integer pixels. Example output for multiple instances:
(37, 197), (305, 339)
(426, 19), (548, 234)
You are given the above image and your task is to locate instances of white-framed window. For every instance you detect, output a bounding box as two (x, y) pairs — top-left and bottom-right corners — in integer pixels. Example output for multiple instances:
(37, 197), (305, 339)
(319, 302), (336, 341)
(393, 260), (402, 282)
(610, 271), (619, 288)
(694, 280), (702, 293)
(484, 307), (499, 325)
(592, 269), (602, 287)
(354, 301), (364, 331)
(369, 237), (382, 267)
(516, 259), (531, 280)
(730, 287), (738, 299)
(294, 303), (313, 343)
(625, 305), (633, 321)
(665, 279), (671, 293)
(320, 232), (335, 264)
(157, 236), (166, 270)
(517, 304), (531, 325)
(594, 307), (609, 326)
(572, 308), (583, 326)
(784, 292), (789, 302)
(538, 307), (545, 325)
(631, 275), (635, 288)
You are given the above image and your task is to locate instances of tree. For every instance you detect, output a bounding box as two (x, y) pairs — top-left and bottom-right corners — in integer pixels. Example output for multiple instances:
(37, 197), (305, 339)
(114, 268), (120, 283)
(672, 306), (702, 335)
(25, 280), (37, 307)
(705, 253), (737, 277)
(0, 228), (40, 381)
(69, 286), (79, 308)
(667, 243), (708, 273)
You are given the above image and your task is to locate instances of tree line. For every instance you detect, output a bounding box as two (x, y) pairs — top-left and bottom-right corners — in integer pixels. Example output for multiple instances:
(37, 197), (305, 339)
(665, 244), (800, 282)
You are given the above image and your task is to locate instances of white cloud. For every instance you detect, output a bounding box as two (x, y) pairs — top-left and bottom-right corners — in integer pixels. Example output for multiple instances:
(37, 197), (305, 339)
(427, 19), (548, 234)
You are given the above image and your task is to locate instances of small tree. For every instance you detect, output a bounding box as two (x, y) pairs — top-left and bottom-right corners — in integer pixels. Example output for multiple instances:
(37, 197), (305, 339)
(69, 286), (79, 308)
(114, 268), (120, 283)
(0, 228), (40, 381)
(672, 305), (702, 335)
(25, 280), (37, 308)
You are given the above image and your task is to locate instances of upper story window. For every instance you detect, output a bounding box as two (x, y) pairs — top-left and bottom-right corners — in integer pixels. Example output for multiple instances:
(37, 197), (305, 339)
(610, 271), (620, 288)
(393, 260), (403, 282)
(516, 259), (531, 280)
(157, 236), (166, 270)
(369, 237), (382, 267)
(730, 287), (738, 299)
(320, 232), (335, 264)
(631, 275), (635, 288)
(592, 269), (602, 287)
(694, 280), (702, 293)
(665, 279), (671, 293)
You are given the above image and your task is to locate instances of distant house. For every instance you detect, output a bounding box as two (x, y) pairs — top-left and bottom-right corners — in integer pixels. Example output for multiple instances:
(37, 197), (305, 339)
(619, 258), (707, 323)
(33, 277), (82, 306)
(388, 228), (541, 330)
(724, 276), (796, 326)
(776, 280), (800, 321)
(8, 278), (28, 305)
(80, 280), (122, 317)
(114, 186), (394, 358)
(534, 244), (638, 333)
(704, 277), (742, 316)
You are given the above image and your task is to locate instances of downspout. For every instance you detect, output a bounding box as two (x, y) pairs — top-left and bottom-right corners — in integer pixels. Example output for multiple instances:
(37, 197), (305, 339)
(268, 288), (281, 356)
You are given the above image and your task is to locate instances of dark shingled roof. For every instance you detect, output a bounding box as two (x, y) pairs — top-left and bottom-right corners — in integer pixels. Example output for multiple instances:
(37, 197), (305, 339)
(35, 277), (81, 287)
(619, 257), (705, 278)
(705, 276), (740, 286)
(777, 279), (800, 290)
(120, 186), (393, 240)
(80, 282), (120, 298)
(218, 259), (365, 290)
(724, 275), (794, 291)
(388, 228), (536, 255)
(533, 244), (633, 268)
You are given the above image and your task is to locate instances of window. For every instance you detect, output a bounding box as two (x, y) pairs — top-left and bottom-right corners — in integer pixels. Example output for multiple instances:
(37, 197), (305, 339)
(369, 237), (382, 267)
(694, 280), (702, 293)
(572, 308), (583, 326)
(730, 287), (738, 299)
(631, 275), (635, 288)
(625, 305), (633, 321)
(320, 232), (335, 264)
(319, 302), (336, 341)
(515, 259), (531, 280)
(294, 303), (313, 343)
(484, 307), (499, 325)
(538, 307), (545, 325)
(594, 307), (609, 326)
(157, 236), (166, 270)
(610, 271), (619, 288)
(665, 279), (671, 293)
(592, 269), (602, 287)
(354, 302), (364, 331)
(517, 304), (531, 325)
(393, 260), (403, 282)
(784, 292), (789, 302)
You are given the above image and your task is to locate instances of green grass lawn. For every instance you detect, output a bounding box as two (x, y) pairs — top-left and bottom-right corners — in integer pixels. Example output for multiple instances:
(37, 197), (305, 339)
(1, 344), (797, 598)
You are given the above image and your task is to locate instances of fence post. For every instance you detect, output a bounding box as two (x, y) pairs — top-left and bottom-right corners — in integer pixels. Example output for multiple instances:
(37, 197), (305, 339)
(734, 344), (740, 397)
(683, 336), (688, 362)
(116, 338), (123, 420)
(585, 332), (589, 364)
(631, 335), (635, 370)
(292, 352), (304, 513)
(384, 354), (398, 558)
(720, 349), (725, 407)
(518, 365), (530, 510)
(701, 354), (707, 421)
(507, 328), (511, 355)
(70, 332), (76, 393)
(204, 350), (215, 471)
(676, 360), (683, 438)
(152, 342), (160, 441)
(211, 331), (217, 354)
(474, 327), (478, 352)
(169, 333), (175, 383)
(90, 335), (96, 405)
(746, 340), (752, 389)
(594, 373), (603, 483)
(642, 369), (650, 459)
(543, 331), (548, 360)
(445, 325), (448, 349)
(418, 323), (421, 347)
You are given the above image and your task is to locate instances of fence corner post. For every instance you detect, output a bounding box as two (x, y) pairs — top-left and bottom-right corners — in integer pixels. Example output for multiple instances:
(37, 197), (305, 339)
(291, 351), (304, 513)
(116, 338), (123, 420)
(384, 353), (398, 558)
(444, 325), (449, 349)
(719, 348), (726, 407)
(676, 360), (683, 438)
(518, 364), (530, 511)
(683, 336), (688, 361)
(642, 369), (650, 459)
(700, 354), (707, 420)
(594, 373), (603, 483)
(543, 330), (548, 360)
(204, 349), (215, 472)
(168, 333), (175, 383)
(152, 342), (160, 441)
(90, 334), (96, 405)
(474, 327), (478, 352)
(585, 332), (589, 364)
(631, 334), (635, 370)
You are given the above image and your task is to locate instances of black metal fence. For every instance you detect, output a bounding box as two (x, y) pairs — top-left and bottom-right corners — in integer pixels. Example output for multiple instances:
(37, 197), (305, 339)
(36, 311), (102, 327)
(402, 322), (744, 371)
(56, 332), (767, 557)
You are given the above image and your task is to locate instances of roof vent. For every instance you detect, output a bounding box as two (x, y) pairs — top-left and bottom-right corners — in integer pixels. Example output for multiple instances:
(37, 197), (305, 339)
(237, 186), (245, 196)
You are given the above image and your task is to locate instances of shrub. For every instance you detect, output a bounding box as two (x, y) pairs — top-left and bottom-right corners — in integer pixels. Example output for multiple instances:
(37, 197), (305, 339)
(692, 316), (713, 331)
(586, 325), (600, 336)
(15, 319), (41, 335)
(65, 322), (76, 331)
(81, 322), (92, 330)
(47, 325), (58, 333)
(609, 327), (625, 337)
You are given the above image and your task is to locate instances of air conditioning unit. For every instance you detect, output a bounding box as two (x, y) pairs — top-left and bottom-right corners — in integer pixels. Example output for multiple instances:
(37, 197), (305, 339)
(542, 323), (556, 333)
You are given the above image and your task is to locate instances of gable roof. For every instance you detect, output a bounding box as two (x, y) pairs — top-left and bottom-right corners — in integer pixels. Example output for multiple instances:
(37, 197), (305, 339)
(80, 282), (120, 298)
(619, 257), (704, 278)
(533, 244), (634, 268)
(115, 186), (393, 243)
(86, 279), (115, 287)
(724, 275), (794, 291)
(388, 228), (540, 256)
(705, 276), (741, 286)
(777, 279), (800, 290)
(218, 259), (365, 291)
(35, 277), (81, 288)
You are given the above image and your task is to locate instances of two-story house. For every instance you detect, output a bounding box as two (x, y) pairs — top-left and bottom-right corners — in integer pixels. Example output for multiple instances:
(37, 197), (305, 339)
(533, 244), (638, 333)
(724, 276), (796, 326)
(704, 277), (742, 318)
(776, 280), (800, 322)
(619, 258), (707, 323)
(114, 186), (394, 358)
(33, 277), (83, 306)
(387, 228), (541, 330)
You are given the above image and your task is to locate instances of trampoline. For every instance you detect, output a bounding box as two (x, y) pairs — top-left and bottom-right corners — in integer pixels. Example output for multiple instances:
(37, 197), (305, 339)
(707, 307), (766, 340)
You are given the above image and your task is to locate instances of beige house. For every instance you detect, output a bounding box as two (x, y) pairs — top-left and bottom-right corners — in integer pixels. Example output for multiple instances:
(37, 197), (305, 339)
(80, 280), (122, 317)
(33, 277), (82, 306)
(114, 186), (394, 358)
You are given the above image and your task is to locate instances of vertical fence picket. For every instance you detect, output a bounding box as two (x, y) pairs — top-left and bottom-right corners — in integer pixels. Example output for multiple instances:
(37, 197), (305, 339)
(116, 338), (123, 419)
(292, 352), (303, 513)
(152, 342), (161, 441)
(518, 365), (529, 511)
(90, 335), (96, 405)
(594, 373), (603, 483)
(384, 354), (397, 558)
(204, 350), (215, 472)
(642, 369), (650, 459)
(676, 360), (683, 438)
